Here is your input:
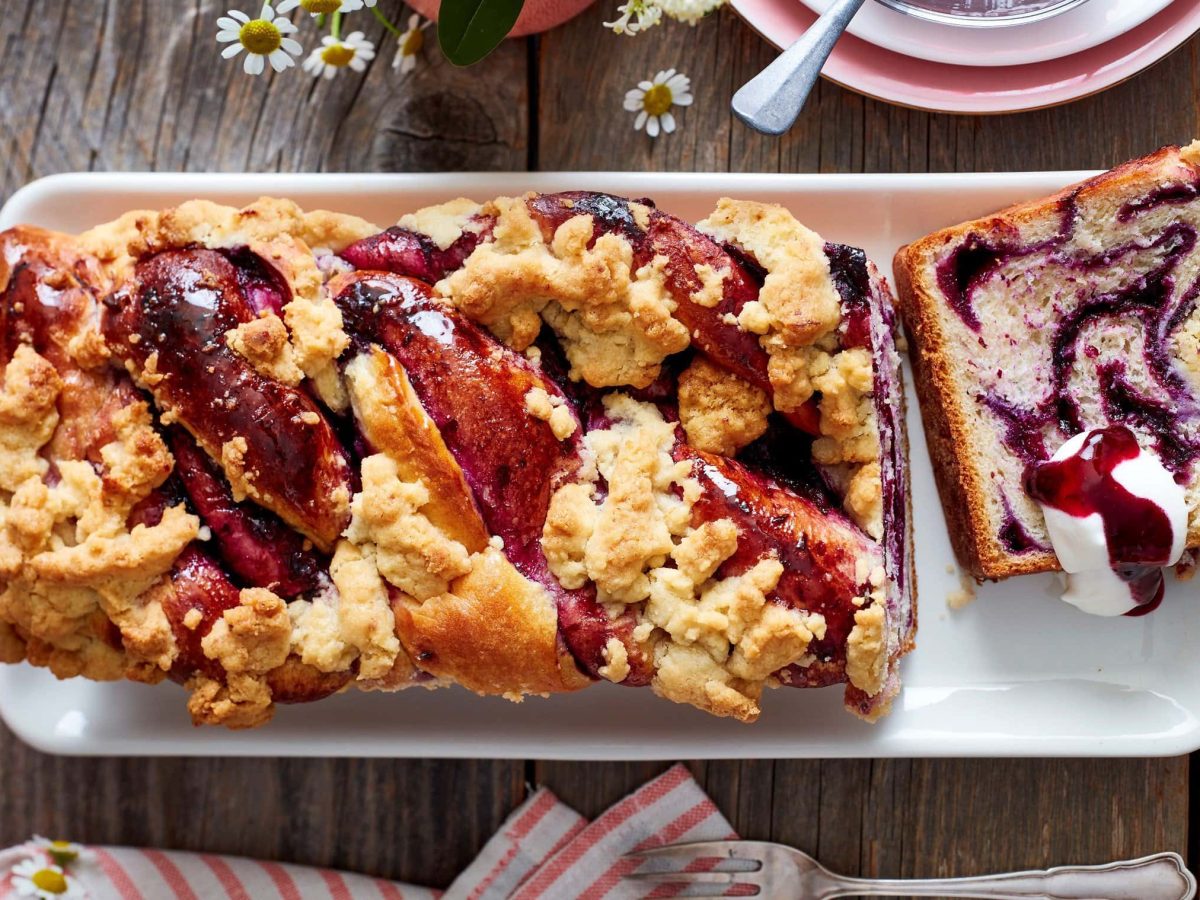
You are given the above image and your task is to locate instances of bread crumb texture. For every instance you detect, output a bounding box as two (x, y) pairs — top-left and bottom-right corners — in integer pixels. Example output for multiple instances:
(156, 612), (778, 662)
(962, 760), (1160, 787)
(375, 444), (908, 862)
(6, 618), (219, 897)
(677, 357), (770, 456)
(541, 394), (828, 721)
(0, 346), (196, 686)
(947, 574), (977, 610)
(398, 198), (484, 250)
(699, 199), (883, 538)
(436, 195), (690, 388)
(524, 386), (578, 441)
(188, 588), (292, 729)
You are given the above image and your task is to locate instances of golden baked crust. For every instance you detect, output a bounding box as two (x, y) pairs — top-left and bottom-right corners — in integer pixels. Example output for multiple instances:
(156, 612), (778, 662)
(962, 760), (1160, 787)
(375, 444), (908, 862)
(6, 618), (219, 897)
(396, 545), (590, 698)
(339, 330), (587, 697)
(437, 195), (690, 387)
(677, 357), (771, 457)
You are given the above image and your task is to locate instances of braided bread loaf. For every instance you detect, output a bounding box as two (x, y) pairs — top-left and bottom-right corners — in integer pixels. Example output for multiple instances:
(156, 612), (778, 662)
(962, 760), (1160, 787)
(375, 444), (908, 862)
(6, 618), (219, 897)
(0, 191), (911, 727)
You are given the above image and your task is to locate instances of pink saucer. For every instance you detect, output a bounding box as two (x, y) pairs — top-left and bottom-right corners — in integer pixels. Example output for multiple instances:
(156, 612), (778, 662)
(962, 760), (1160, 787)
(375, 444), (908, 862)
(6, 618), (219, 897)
(729, 0), (1200, 113)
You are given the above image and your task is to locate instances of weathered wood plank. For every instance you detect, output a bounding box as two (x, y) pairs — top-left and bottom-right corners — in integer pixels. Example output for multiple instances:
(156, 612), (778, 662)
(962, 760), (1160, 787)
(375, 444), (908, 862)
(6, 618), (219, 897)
(0, 0), (528, 203)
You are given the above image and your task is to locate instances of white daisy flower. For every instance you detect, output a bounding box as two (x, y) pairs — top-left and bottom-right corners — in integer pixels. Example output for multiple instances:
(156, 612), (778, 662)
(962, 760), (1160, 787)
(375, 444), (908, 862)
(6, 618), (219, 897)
(277, 0), (364, 13)
(604, 0), (662, 35)
(216, 3), (303, 76)
(623, 69), (692, 138)
(29, 837), (91, 868)
(392, 14), (430, 73)
(9, 860), (85, 899)
(657, 0), (723, 24)
(302, 31), (376, 79)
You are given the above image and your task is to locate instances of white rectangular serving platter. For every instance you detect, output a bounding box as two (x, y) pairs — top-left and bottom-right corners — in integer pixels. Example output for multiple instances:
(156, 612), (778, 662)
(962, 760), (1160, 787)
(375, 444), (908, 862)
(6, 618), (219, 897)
(2, 170), (1197, 759)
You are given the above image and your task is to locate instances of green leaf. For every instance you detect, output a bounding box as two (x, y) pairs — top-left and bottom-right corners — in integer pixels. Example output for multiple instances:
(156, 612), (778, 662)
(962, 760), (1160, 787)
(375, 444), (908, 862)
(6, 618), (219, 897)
(438, 0), (525, 66)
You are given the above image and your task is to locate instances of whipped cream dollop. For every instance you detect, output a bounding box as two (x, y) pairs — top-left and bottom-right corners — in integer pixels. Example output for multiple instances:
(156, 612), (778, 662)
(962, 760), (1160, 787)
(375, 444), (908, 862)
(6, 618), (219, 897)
(1024, 426), (1187, 617)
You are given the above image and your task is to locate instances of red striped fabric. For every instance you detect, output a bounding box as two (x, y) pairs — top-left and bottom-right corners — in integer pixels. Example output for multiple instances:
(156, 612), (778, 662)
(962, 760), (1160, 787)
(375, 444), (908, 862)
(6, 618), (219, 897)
(199, 854), (252, 900)
(320, 869), (353, 900)
(259, 860), (303, 900)
(514, 764), (692, 897)
(375, 877), (407, 899)
(91, 848), (145, 900)
(467, 789), (560, 900)
(3, 764), (739, 900)
(580, 797), (720, 900)
(538, 816), (586, 863)
(141, 849), (200, 900)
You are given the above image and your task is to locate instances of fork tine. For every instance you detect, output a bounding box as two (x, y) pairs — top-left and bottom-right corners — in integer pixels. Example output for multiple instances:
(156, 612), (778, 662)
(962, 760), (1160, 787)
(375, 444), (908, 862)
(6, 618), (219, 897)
(620, 872), (760, 898)
(622, 870), (756, 885)
(623, 840), (754, 865)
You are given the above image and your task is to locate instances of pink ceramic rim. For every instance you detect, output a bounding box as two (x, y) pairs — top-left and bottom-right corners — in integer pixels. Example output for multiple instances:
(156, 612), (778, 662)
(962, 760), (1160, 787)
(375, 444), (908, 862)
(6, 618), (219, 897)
(728, 0), (1200, 114)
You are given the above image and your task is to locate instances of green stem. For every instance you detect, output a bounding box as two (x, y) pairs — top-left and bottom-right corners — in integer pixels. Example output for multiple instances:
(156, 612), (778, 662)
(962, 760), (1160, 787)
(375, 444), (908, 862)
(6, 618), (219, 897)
(370, 5), (405, 36)
(331, 10), (342, 38)
(316, 12), (326, 27)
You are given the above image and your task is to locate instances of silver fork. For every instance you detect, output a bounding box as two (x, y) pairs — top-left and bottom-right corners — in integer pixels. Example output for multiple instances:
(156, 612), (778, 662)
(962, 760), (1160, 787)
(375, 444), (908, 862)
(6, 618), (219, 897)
(622, 840), (1196, 899)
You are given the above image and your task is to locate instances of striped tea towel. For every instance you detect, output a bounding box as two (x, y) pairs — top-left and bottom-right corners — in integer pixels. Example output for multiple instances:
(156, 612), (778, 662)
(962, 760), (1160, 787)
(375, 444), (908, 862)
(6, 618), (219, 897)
(1, 764), (734, 899)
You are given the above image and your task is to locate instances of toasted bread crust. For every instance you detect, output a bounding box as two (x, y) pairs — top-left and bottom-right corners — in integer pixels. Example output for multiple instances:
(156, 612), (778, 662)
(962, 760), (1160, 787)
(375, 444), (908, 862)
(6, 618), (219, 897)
(394, 546), (590, 697)
(894, 144), (1200, 579)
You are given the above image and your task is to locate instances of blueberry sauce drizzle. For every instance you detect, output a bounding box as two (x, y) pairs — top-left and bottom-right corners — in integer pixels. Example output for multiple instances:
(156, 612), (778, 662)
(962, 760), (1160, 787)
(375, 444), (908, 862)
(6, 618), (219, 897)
(1024, 426), (1177, 615)
(824, 242), (872, 349)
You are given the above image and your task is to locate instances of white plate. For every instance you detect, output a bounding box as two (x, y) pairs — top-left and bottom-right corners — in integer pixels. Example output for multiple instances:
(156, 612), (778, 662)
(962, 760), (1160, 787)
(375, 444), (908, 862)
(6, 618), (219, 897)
(802, 0), (1174, 66)
(1, 171), (1197, 759)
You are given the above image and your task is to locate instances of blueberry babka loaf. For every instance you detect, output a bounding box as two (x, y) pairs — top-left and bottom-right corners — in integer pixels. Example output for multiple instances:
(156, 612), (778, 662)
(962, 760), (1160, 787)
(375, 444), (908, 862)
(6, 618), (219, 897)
(0, 190), (912, 727)
(895, 143), (1200, 614)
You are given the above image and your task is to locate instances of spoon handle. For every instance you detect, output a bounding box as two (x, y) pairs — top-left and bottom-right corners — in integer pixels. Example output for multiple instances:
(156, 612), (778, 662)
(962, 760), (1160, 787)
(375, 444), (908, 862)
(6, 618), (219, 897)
(823, 852), (1196, 900)
(730, 0), (866, 135)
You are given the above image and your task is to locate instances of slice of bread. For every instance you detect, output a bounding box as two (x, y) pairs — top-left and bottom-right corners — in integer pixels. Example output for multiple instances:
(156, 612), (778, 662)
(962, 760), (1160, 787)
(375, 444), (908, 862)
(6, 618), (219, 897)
(894, 142), (1200, 579)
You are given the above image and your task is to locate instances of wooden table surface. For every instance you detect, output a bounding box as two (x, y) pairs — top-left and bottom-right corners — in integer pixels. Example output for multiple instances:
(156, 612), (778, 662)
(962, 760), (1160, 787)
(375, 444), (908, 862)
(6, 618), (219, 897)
(0, 0), (1195, 891)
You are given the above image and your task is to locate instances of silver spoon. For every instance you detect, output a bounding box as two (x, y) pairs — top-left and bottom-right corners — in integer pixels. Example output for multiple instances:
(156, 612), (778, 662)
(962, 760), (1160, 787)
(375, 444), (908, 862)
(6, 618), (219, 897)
(731, 0), (866, 136)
